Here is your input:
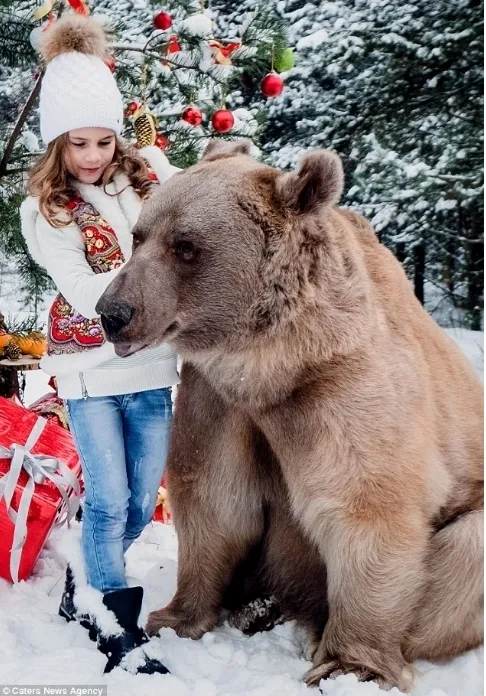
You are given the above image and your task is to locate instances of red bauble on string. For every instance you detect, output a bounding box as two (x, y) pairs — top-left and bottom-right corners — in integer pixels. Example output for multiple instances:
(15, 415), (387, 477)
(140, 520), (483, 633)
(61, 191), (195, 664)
(153, 10), (173, 30)
(211, 109), (234, 133)
(155, 134), (170, 151)
(104, 56), (116, 73)
(182, 106), (203, 127)
(261, 72), (284, 98)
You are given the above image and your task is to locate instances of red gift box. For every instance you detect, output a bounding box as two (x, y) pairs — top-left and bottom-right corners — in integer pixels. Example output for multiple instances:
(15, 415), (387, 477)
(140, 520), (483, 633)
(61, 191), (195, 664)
(153, 477), (171, 523)
(0, 397), (82, 583)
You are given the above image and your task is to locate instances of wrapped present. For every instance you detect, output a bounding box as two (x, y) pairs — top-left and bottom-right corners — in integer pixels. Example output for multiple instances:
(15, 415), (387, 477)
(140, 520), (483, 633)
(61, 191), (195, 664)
(0, 397), (82, 582)
(28, 376), (70, 431)
(153, 478), (171, 523)
(28, 391), (69, 430)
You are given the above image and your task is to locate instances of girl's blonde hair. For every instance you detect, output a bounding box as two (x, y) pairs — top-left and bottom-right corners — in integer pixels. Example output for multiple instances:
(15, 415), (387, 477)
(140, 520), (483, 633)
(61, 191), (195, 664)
(27, 134), (154, 227)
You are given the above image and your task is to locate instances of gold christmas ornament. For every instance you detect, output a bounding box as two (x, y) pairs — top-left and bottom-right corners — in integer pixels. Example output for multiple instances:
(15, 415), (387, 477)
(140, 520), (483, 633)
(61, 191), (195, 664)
(128, 104), (158, 147)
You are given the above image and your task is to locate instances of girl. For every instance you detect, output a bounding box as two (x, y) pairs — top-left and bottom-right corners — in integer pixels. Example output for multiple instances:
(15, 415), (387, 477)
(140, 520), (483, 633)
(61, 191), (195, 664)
(20, 14), (179, 676)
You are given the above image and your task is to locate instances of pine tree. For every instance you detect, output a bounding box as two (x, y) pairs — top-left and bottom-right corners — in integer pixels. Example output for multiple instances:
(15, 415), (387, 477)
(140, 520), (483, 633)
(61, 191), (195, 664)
(1, 0), (482, 329)
(99, 0), (285, 166)
(261, 0), (484, 329)
(0, 0), (285, 310)
(0, 3), (48, 317)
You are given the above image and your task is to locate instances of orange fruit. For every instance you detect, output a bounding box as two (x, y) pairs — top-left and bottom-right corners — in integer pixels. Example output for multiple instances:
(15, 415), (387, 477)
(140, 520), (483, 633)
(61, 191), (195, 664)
(13, 333), (47, 358)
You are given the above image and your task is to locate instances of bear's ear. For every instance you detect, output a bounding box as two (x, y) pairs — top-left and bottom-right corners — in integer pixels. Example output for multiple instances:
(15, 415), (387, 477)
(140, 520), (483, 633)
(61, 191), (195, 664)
(275, 150), (344, 214)
(201, 139), (253, 162)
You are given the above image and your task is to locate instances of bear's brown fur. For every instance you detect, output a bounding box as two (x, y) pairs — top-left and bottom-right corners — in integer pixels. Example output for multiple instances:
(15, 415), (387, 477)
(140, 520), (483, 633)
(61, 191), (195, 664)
(97, 140), (484, 691)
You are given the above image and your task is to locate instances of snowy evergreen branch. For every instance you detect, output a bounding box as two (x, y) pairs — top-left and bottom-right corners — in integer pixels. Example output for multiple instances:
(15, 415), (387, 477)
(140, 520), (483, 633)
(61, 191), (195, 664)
(0, 71), (43, 180)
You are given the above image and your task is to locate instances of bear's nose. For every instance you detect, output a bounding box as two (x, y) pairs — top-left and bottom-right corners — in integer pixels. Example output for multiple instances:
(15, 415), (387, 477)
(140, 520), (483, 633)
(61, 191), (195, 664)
(98, 299), (135, 337)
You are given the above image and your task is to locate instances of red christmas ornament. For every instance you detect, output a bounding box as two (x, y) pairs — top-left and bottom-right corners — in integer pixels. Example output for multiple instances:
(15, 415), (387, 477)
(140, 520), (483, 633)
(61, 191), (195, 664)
(182, 105), (203, 127)
(68, 0), (89, 15)
(211, 109), (234, 133)
(261, 72), (284, 98)
(125, 101), (141, 117)
(221, 41), (240, 57)
(153, 10), (173, 30)
(162, 35), (181, 66)
(208, 40), (240, 65)
(167, 34), (181, 53)
(104, 56), (116, 73)
(155, 133), (170, 151)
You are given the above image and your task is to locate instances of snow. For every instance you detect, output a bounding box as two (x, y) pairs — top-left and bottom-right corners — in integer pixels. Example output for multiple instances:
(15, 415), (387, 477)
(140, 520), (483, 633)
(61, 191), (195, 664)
(199, 44), (215, 73)
(435, 198), (457, 211)
(444, 328), (484, 379)
(179, 12), (213, 38)
(0, 330), (482, 694)
(18, 130), (39, 154)
(233, 108), (259, 136)
(296, 29), (329, 50)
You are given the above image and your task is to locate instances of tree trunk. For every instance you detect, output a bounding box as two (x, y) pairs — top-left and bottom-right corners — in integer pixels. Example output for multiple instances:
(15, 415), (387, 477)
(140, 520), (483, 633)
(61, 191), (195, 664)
(466, 239), (483, 330)
(0, 72), (43, 180)
(414, 243), (425, 305)
(444, 234), (456, 297)
(0, 365), (20, 399)
(463, 208), (483, 330)
(396, 241), (406, 265)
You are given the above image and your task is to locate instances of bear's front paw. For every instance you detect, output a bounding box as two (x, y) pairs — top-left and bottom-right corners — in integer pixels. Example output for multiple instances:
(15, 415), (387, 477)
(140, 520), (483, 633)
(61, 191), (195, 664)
(146, 606), (216, 640)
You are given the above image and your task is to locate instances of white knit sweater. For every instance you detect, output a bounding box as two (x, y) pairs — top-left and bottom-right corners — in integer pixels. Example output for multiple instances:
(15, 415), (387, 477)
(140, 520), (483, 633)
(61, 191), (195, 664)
(20, 146), (180, 400)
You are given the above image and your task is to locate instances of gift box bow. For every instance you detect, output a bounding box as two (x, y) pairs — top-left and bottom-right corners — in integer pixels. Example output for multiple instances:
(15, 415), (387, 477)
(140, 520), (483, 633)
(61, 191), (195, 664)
(0, 415), (80, 583)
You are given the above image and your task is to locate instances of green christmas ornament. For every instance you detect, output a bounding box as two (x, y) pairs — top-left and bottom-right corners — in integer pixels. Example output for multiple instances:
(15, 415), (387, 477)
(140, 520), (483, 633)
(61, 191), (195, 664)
(274, 48), (295, 73)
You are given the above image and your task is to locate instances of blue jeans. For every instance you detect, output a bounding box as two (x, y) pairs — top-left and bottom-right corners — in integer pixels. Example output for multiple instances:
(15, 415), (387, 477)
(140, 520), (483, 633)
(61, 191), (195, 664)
(65, 388), (172, 593)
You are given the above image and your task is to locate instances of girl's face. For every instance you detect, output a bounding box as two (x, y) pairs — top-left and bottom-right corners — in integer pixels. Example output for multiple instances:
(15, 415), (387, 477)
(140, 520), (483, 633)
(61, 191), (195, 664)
(65, 127), (116, 184)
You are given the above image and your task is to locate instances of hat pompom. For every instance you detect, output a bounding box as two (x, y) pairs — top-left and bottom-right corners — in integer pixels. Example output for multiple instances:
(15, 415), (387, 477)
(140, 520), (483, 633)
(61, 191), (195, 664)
(41, 14), (107, 64)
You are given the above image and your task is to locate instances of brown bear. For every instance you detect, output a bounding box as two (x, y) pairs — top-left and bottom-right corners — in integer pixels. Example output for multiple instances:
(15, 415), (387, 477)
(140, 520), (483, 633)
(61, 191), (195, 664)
(96, 140), (484, 691)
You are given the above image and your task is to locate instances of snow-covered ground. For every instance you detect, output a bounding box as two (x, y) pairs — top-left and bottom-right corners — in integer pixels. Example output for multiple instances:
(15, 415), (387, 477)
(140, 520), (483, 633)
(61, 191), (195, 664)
(443, 327), (483, 380)
(0, 329), (483, 696)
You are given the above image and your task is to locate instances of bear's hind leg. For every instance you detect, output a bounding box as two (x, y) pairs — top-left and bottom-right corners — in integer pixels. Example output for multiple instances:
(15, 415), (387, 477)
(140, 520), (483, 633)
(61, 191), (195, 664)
(403, 509), (484, 662)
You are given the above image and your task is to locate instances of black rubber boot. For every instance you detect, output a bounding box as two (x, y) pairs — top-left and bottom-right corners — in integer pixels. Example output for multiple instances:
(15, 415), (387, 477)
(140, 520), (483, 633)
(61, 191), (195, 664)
(98, 586), (170, 675)
(58, 566), (98, 642)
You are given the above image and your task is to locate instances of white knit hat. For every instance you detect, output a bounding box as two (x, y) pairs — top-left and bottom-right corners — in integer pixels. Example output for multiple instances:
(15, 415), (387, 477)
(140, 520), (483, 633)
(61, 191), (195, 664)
(39, 14), (124, 145)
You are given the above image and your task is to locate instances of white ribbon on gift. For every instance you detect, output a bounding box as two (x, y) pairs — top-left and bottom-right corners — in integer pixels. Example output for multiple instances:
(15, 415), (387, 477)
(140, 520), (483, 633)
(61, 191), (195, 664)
(0, 415), (80, 583)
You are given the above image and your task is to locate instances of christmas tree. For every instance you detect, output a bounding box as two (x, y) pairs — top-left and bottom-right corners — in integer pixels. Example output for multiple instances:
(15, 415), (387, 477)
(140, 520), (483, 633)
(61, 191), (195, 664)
(0, 1), (50, 318)
(1, 0), (482, 330)
(0, 0), (287, 311)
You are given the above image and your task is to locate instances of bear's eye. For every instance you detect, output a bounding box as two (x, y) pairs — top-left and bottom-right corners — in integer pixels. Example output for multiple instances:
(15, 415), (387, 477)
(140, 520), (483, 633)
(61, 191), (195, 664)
(174, 240), (197, 263)
(132, 227), (145, 251)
